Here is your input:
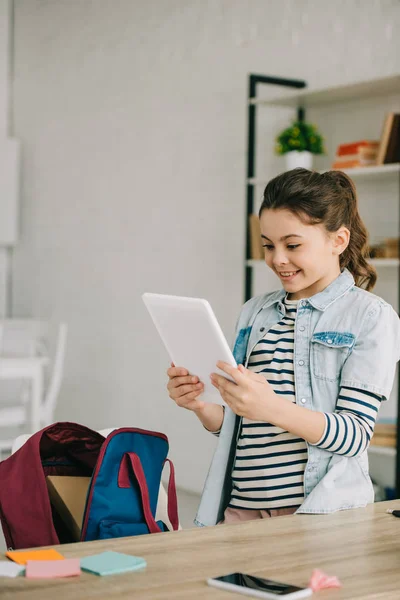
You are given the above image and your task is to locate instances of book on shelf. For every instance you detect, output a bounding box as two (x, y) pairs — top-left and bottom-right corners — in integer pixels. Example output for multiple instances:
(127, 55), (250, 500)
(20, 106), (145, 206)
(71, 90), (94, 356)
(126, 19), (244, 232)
(331, 159), (375, 169)
(376, 113), (400, 165)
(334, 150), (378, 163)
(248, 213), (264, 260)
(370, 422), (397, 448)
(374, 423), (396, 436)
(370, 435), (396, 448)
(336, 140), (380, 156)
(331, 140), (379, 169)
(384, 114), (400, 163)
(369, 239), (399, 259)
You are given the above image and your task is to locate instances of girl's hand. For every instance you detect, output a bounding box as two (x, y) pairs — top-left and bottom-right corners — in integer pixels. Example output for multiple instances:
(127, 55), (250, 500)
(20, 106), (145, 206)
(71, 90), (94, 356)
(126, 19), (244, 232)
(210, 361), (279, 422)
(167, 363), (205, 412)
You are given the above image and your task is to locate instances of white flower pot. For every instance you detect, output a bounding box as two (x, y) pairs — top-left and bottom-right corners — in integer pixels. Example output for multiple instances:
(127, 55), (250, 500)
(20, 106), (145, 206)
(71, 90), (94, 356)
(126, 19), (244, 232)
(285, 151), (313, 171)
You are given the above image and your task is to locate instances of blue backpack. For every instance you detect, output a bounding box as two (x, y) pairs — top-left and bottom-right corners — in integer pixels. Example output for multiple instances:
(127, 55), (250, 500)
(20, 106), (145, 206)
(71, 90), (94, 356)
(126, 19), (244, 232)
(81, 427), (179, 541)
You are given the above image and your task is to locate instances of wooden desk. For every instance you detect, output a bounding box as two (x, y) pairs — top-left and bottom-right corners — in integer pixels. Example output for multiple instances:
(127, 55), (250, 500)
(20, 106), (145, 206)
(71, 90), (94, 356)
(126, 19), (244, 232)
(2, 500), (400, 599)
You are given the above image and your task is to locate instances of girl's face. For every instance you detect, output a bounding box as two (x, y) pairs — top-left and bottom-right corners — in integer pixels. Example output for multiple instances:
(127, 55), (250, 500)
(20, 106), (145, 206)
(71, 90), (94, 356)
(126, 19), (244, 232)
(259, 208), (349, 300)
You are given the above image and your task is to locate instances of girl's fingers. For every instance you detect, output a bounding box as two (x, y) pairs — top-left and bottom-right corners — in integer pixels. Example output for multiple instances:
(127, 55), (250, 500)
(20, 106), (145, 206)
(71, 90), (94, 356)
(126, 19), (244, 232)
(169, 375), (199, 389)
(211, 373), (240, 398)
(216, 361), (246, 385)
(176, 383), (203, 398)
(238, 363), (265, 383)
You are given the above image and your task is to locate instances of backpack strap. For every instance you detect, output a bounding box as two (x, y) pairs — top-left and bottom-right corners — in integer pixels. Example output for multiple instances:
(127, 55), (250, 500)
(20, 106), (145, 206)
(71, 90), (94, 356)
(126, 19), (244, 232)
(118, 452), (162, 534)
(163, 458), (179, 531)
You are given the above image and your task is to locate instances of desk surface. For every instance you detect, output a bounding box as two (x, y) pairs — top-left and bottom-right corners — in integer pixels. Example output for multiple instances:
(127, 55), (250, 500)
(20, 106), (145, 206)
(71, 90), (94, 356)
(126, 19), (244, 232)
(2, 500), (400, 600)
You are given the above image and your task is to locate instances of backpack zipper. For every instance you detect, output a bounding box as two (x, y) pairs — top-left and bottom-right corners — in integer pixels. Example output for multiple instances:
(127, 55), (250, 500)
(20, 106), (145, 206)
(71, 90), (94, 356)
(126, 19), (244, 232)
(0, 505), (14, 550)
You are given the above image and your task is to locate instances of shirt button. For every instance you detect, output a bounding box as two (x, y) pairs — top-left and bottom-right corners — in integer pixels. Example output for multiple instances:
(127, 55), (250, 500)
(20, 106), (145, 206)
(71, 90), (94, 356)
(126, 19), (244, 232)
(299, 326), (305, 332)
(300, 398), (307, 404)
(298, 360), (304, 366)
(327, 339), (333, 344)
(260, 327), (265, 332)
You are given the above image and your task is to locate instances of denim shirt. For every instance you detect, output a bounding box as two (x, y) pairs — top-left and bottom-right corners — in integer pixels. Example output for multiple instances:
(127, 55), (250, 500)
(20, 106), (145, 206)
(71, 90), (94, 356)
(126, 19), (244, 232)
(195, 269), (400, 526)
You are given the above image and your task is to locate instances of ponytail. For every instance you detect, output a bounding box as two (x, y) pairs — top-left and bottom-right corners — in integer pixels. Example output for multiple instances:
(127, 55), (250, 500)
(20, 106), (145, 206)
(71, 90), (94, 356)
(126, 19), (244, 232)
(328, 171), (376, 291)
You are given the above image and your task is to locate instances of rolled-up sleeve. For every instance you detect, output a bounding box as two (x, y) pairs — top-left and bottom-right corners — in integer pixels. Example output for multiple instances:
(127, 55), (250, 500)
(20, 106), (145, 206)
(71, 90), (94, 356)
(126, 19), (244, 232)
(340, 301), (400, 400)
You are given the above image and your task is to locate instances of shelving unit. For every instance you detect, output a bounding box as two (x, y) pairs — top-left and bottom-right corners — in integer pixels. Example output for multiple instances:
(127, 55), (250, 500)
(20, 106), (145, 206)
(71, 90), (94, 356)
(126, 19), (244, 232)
(245, 73), (400, 496)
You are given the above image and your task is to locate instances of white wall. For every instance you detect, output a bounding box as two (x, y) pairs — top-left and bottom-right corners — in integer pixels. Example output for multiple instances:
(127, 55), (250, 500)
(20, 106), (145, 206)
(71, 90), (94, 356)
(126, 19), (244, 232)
(0, 1), (20, 317)
(10, 0), (400, 493)
(0, 0), (9, 135)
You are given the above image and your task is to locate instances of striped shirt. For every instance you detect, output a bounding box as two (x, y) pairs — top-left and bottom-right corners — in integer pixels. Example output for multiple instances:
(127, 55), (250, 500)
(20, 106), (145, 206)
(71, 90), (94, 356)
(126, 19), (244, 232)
(229, 297), (382, 511)
(315, 388), (380, 455)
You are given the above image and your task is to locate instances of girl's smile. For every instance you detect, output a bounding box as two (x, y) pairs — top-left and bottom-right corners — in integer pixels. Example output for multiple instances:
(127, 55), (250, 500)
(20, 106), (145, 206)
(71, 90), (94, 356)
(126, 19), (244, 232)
(276, 269), (301, 282)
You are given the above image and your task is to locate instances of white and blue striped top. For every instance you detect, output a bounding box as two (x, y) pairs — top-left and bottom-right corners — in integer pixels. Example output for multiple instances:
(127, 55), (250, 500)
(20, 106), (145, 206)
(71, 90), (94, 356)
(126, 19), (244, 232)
(229, 297), (382, 511)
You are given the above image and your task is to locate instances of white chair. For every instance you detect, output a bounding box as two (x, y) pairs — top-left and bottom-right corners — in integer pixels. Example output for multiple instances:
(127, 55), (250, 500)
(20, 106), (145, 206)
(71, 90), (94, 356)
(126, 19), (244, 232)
(11, 428), (180, 532)
(0, 321), (68, 456)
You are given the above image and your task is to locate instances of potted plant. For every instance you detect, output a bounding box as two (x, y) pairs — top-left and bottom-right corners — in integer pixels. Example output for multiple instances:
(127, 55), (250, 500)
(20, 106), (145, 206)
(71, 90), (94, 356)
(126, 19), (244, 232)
(275, 120), (325, 170)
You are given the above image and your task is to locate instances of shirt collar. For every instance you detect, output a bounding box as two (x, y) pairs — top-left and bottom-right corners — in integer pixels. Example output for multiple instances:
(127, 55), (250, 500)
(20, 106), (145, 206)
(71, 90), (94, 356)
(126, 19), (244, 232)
(307, 269), (355, 311)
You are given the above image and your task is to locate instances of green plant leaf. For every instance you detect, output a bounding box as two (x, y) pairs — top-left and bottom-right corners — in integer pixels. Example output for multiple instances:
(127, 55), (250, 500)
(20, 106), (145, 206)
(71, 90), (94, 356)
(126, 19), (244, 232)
(275, 120), (325, 155)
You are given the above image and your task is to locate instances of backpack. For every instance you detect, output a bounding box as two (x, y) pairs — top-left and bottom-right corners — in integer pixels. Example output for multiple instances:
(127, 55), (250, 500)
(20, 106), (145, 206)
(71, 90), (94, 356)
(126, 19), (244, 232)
(0, 422), (179, 549)
(81, 426), (179, 541)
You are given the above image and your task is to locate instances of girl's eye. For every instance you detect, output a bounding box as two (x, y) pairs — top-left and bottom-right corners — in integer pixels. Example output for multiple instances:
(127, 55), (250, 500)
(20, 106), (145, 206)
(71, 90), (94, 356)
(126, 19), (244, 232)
(262, 244), (300, 251)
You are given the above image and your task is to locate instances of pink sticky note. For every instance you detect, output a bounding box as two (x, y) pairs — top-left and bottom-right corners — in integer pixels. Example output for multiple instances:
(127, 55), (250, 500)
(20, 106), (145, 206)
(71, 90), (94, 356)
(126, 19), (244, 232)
(26, 558), (81, 579)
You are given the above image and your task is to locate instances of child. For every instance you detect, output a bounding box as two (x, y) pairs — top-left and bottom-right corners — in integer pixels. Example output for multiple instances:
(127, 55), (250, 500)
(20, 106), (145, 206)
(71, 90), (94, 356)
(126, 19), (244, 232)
(167, 168), (400, 526)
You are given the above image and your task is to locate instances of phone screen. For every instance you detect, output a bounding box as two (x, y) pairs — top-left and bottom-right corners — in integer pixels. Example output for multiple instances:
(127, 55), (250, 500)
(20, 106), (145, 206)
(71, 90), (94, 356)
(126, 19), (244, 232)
(213, 573), (306, 595)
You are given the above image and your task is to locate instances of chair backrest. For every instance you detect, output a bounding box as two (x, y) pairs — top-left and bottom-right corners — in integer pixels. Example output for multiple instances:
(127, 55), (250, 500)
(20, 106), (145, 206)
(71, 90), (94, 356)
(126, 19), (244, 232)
(0, 319), (48, 357)
(0, 319), (68, 425)
(0, 320), (49, 410)
(41, 323), (68, 425)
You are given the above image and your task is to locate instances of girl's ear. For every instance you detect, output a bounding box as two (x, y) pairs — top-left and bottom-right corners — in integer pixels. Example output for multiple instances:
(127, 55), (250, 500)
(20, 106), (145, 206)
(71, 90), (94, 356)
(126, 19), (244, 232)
(332, 226), (350, 256)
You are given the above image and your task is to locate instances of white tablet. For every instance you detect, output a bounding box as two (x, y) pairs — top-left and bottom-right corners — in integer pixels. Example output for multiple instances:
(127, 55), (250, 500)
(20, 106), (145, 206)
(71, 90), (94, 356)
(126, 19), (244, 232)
(142, 292), (237, 405)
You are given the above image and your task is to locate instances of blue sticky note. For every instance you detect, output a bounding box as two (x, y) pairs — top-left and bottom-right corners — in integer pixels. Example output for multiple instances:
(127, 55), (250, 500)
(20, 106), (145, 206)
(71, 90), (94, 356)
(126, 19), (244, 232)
(80, 551), (147, 576)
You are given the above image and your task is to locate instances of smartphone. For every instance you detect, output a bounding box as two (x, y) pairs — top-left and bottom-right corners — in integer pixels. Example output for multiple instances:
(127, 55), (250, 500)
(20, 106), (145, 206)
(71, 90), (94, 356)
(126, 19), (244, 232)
(207, 573), (312, 599)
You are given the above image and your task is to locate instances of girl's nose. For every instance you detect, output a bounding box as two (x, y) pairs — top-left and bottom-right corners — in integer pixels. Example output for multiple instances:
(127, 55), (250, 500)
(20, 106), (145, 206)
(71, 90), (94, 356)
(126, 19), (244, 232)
(272, 251), (289, 267)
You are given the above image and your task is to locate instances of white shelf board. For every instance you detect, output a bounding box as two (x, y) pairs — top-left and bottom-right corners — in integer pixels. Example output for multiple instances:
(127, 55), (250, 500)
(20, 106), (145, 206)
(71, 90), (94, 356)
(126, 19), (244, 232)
(369, 258), (399, 267)
(325, 164), (400, 178)
(247, 259), (264, 267)
(250, 74), (400, 108)
(368, 445), (396, 457)
(247, 258), (399, 268)
(248, 164), (400, 186)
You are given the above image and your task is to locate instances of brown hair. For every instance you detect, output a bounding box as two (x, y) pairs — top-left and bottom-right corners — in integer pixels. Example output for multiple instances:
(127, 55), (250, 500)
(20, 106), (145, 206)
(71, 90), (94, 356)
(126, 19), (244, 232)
(259, 168), (376, 291)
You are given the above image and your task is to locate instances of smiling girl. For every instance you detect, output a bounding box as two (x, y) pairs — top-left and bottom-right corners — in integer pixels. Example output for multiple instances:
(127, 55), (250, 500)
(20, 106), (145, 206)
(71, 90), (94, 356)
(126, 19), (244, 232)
(167, 168), (400, 526)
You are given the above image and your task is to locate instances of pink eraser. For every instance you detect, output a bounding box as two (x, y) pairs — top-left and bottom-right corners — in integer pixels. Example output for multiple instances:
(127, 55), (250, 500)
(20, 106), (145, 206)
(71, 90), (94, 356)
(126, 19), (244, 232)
(26, 558), (81, 579)
(309, 568), (342, 591)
